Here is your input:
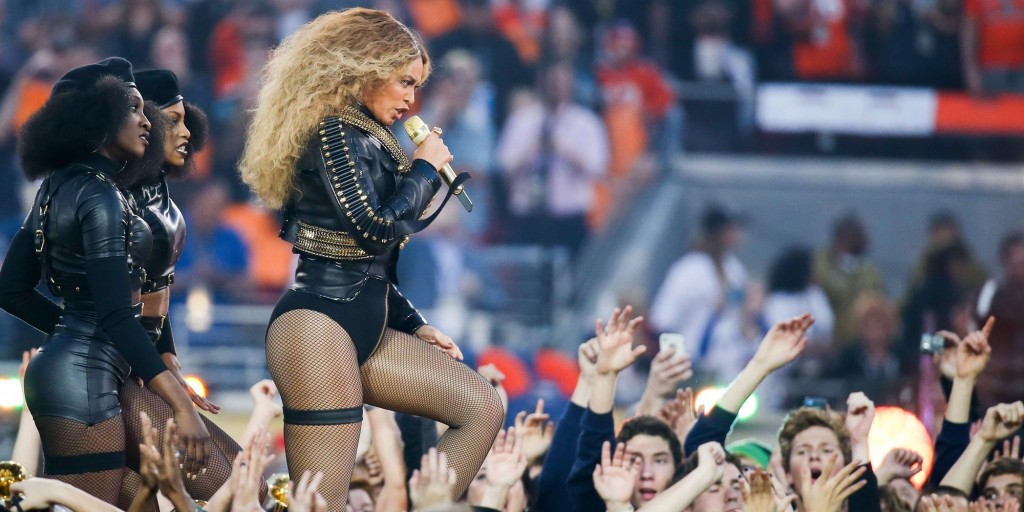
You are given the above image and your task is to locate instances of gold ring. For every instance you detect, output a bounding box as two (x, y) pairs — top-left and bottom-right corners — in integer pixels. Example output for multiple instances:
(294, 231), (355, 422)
(432, 127), (443, 135)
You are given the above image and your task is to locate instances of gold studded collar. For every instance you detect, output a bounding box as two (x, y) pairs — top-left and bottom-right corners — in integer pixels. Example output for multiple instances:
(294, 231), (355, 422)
(338, 105), (411, 173)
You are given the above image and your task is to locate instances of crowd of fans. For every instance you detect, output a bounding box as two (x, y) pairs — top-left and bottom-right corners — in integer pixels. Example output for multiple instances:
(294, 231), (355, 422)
(5, 302), (1024, 511)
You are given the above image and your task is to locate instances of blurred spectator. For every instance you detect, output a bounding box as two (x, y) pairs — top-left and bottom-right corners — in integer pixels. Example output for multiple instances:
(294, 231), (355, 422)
(270, 0), (314, 43)
(174, 181), (252, 303)
(779, 0), (869, 81)
(901, 241), (969, 369)
(493, 0), (547, 65)
(150, 25), (213, 118)
(593, 20), (678, 229)
(650, 205), (756, 380)
(975, 232), (1024, 406)
(830, 293), (903, 405)
(962, 0), (1024, 95)
(866, 0), (962, 88)
(690, 1), (756, 90)
(407, 0), (461, 39)
(539, 6), (598, 108)
(751, 0), (797, 81)
(815, 214), (885, 345)
(497, 62), (608, 257)
(907, 211), (988, 296)
(415, 50), (496, 238)
(764, 246), (835, 348)
(102, 0), (173, 69)
(431, 0), (532, 127)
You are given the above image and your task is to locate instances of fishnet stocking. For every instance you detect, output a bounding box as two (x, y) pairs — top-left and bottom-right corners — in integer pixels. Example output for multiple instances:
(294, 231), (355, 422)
(266, 310), (363, 511)
(119, 380), (251, 501)
(35, 415), (126, 504)
(361, 328), (504, 498)
(118, 469), (157, 512)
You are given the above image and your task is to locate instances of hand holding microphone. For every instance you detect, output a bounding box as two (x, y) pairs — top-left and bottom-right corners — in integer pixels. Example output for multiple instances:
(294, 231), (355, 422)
(404, 116), (473, 212)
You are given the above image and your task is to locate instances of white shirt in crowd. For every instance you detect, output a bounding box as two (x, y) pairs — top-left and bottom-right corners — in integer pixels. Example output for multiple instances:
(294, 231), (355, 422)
(497, 100), (608, 217)
(650, 250), (751, 379)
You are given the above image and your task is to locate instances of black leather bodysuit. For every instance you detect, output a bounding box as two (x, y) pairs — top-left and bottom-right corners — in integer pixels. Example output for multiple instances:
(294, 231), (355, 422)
(130, 174), (186, 354)
(270, 106), (443, 363)
(0, 154), (167, 427)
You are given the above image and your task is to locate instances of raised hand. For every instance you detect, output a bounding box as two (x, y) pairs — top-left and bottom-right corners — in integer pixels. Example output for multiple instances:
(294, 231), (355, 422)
(592, 441), (640, 511)
(876, 448), (923, 486)
(657, 388), (702, 444)
(696, 441), (728, 485)
(645, 347), (694, 398)
(409, 448), (457, 509)
(415, 325), (464, 360)
(486, 428), (529, 489)
(515, 400), (554, 464)
(743, 469), (796, 512)
(249, 379), (282, 418)
(796, 453), (867, 512)
(229, 428), (274, 512)
(956, 317), (994, 381)
(286, 470), (327, 512)
(595, 306), (646, 376)
(845, 392), (875, 444)
(751, 314), (813, 373)
(918, 494), (969, 512)
(578, 338), (600, 382)
(995, 436), (1021, 461)
(978, 402), (1024, 443)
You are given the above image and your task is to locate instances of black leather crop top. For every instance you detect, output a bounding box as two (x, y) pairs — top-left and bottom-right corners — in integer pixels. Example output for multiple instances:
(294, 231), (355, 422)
(26, 153), (152, 296)
(279, 106), (448, 334)
(129, 175), (185, 293)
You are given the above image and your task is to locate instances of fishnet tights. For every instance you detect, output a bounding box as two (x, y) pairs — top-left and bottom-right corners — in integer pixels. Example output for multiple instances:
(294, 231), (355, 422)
(267, 310), (363, 510)
(266, 310), (504, 512)
(118, 381), (253, 509)
(361, 328), (505, 497)
(122, 385), (242, 486)
(35, 415), (126, 505)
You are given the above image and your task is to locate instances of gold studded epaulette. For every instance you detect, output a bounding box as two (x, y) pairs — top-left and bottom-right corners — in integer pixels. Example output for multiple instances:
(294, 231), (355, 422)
(336, 106), (411, 173)
(319, 116), (399, 244)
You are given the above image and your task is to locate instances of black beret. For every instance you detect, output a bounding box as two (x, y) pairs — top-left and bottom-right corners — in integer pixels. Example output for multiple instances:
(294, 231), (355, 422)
(135, 69), (183, 109)
(52, 57), (135, 96)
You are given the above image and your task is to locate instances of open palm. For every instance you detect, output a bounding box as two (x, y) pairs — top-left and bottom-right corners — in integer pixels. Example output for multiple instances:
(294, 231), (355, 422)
(595, 306), (646, 375)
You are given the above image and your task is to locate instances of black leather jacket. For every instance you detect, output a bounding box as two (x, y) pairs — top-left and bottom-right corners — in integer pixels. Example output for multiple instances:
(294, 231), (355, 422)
(129, 174), (185, 293)
(28, 154), (152, 304)
(281, 109), (441, 334)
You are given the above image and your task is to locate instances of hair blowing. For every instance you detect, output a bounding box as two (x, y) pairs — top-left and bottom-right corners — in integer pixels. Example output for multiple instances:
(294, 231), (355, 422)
(240, 8), (431, 209)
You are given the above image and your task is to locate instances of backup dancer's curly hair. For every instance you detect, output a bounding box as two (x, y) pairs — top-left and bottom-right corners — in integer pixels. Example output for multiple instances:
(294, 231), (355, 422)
(18, 76), (136, 179)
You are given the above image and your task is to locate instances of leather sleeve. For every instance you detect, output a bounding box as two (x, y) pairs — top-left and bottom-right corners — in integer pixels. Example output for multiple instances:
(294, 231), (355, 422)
(321, 126), (442, 256)
(78, 177), (166, 382)
(87, 256), (168, 383)
(155, 317), (176, 355)
(0, 228), (62, 335)
(387, 284), (427, 334)
(77, 177), (129, 259)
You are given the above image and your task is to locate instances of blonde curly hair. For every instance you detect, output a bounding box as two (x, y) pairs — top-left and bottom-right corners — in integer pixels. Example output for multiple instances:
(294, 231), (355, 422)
(240, 8), (430, 209)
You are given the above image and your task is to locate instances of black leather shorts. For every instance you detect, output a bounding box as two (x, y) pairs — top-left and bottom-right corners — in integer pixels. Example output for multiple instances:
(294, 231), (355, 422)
(24, 310), (131, 425)
(269, 277), (389, 365)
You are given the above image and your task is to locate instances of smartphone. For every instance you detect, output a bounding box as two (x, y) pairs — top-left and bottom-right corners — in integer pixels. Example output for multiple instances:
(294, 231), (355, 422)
(659, 333), (688, 358)
(803, 396), (829, 409)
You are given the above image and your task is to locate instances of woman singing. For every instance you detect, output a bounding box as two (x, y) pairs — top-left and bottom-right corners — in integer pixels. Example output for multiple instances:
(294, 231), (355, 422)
(240, 8), (503, 507)
(0, 58), (209, 503)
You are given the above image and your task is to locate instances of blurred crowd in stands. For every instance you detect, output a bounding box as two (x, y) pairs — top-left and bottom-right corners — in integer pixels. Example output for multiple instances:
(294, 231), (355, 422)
(0, 0), (1021, 408)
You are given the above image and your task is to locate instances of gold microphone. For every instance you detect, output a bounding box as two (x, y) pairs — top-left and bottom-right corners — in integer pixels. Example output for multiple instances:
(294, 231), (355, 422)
(403, 116), (473, 212)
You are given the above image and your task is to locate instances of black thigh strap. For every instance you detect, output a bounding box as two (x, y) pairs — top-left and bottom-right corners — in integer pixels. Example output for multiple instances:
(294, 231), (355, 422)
(44, 451), (125, 475)
(283, 406), (363, 425)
